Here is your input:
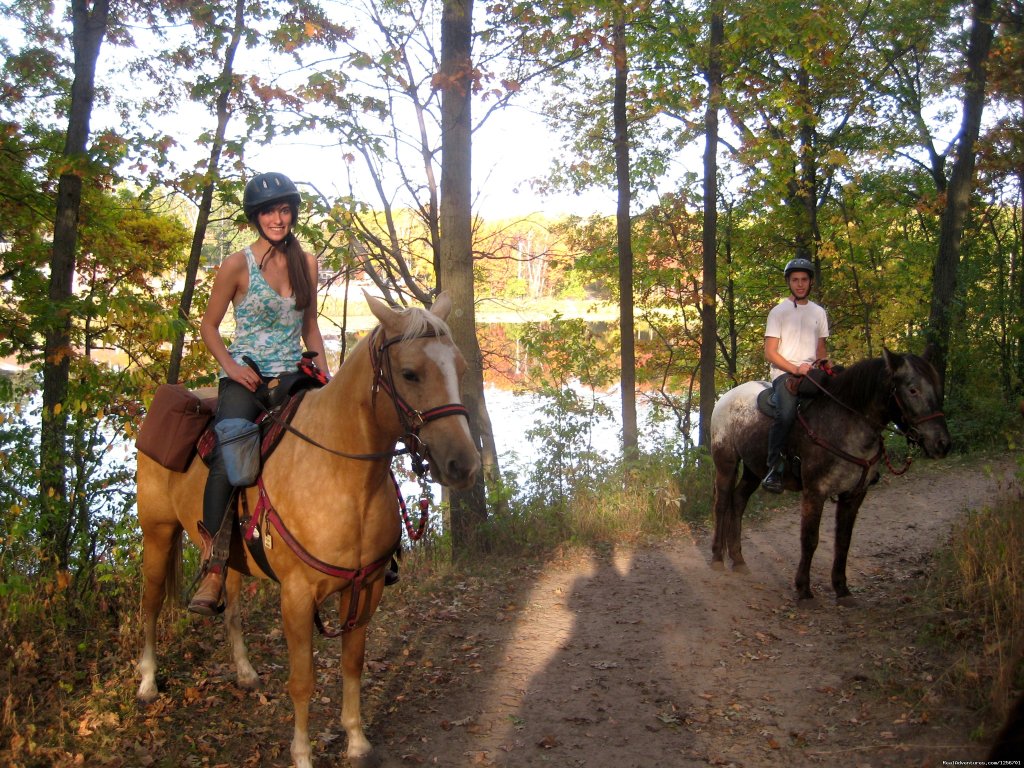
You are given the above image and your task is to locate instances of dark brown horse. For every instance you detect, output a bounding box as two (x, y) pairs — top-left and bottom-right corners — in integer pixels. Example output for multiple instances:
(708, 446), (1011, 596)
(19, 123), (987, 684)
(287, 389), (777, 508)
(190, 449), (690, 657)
(710, 350), (951, 603)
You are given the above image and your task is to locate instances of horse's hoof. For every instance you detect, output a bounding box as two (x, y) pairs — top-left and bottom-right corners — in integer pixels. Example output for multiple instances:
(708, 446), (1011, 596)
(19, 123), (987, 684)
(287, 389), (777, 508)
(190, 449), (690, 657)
(349, 750), (381, 768)
(136, 677), (159, 707)
(796, 596), (818, 609)
(836, 594), (858, 608)
(237, 672), (260, 691)
(732, 563), (750, 575)
(710, 560), (726, 572)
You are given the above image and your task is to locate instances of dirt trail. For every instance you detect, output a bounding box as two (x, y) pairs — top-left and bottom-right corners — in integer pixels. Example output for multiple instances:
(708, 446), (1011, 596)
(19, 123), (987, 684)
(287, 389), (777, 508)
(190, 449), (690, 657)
(358, 455), (1018, 768)
(97, 456), (1020, 768)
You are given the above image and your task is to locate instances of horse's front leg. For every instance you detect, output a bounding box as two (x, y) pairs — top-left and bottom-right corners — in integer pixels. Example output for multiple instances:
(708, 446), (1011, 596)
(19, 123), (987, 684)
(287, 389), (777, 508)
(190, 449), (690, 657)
(832, 489), (867, 605)
(281, 582), (316, 768)
(223, 568), (259, 690)
(340, 625), (373, 765)
(340, 580), (386, 768)
(794, 491), (826, 601)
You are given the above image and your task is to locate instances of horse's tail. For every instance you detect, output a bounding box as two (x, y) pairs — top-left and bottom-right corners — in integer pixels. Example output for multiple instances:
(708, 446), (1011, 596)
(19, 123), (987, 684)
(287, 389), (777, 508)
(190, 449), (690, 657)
(166, 527), (184, 609)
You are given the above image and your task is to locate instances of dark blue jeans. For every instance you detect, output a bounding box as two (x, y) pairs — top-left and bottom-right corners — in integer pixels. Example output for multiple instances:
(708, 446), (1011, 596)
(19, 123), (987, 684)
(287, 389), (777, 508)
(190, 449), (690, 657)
(767, 374), (797, 470)
(201, 377), (266, 533)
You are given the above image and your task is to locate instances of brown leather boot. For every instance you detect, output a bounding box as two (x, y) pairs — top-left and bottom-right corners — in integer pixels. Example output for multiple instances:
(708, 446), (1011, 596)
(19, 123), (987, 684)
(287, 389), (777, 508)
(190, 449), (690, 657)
(188, 522), (226, 616)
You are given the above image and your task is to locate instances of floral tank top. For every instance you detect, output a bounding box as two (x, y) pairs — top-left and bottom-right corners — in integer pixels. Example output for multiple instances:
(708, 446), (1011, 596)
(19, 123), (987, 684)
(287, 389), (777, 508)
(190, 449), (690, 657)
(225, 247), (304, 377)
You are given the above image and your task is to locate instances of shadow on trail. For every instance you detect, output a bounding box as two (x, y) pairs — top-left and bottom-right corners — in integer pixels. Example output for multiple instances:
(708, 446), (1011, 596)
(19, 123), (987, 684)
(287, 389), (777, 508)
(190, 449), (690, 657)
(480, 547), (703, 767)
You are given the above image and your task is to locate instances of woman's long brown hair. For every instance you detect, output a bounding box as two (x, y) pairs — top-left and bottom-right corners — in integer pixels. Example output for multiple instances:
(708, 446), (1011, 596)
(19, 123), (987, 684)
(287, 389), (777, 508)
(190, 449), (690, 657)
(283, 231), (313, 311)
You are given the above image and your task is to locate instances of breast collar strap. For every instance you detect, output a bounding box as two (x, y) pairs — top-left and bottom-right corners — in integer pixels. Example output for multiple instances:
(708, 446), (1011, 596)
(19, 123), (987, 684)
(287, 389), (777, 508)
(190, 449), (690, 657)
(796, 411), (882, 493)
(243, 478), (400, 635)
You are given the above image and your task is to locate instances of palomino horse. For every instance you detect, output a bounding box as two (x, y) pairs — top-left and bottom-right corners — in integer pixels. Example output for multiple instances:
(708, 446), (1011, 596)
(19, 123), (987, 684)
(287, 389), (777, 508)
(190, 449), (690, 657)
(136, 293), (480, 768)
(710, 350), (950, 603)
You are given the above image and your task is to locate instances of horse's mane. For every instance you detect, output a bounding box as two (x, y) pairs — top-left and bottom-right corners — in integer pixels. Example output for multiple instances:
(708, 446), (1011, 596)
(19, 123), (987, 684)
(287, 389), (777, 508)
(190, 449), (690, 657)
(822, 352), (938, 409)
(821, 356), (888, 410)
(392, 303), (452, 341)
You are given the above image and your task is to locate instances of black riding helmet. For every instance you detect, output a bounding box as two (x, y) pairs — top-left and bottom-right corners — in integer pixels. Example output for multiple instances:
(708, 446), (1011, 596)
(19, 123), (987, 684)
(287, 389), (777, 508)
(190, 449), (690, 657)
(243, 172), (301, 221)
(784, 257), (815, 280)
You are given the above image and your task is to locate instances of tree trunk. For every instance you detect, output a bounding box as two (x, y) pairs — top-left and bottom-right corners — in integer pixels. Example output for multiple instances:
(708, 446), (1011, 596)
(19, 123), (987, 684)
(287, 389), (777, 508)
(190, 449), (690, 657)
(925, 0), (993, 385)
(699, 6), (723, 448)
(167, 0), (246, 384)
(612, 10), (638, 461)
(40, 0), (110, 565)
(794, 67), (818, 267)
(438, 0), (488, 551)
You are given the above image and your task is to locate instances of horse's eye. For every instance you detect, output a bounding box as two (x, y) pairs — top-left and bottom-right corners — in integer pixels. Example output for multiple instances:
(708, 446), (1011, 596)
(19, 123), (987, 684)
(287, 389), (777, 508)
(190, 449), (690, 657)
(402, 370), (420, 383)
(907, 387), (919, 396)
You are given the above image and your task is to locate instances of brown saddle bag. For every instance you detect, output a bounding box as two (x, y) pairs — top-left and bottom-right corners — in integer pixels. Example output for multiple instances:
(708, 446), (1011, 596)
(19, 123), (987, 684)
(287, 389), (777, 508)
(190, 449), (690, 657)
(136, 384), (216, 472)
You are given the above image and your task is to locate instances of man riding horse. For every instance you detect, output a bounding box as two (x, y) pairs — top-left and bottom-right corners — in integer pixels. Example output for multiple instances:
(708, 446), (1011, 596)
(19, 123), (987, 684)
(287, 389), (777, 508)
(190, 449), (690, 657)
(762, 257), (830, 493)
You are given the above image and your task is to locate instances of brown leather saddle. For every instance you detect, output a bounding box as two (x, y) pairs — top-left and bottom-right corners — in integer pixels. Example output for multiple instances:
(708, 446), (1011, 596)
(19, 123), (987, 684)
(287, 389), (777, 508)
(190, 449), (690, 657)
(755, 368), (833, 419)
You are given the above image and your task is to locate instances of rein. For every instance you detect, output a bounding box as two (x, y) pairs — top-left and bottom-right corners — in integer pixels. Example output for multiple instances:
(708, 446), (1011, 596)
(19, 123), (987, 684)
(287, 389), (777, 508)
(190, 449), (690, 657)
(796, 410), (883, 492)
(255, 327), (470, 468)
(794, 361), (944, 487)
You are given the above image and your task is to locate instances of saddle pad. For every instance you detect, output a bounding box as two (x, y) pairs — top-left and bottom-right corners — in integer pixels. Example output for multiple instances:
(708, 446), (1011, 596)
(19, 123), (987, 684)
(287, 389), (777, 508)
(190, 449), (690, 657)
(755, 382), (775, 418)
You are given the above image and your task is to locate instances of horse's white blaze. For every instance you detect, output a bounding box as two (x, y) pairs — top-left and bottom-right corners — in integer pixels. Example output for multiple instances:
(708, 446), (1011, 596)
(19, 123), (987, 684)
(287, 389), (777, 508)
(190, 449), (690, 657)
(424, 338), (473, 442)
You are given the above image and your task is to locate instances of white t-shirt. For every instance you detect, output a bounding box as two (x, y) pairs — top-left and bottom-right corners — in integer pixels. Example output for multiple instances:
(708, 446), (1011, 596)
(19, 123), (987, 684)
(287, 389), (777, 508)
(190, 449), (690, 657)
(765, 298), (829, 381)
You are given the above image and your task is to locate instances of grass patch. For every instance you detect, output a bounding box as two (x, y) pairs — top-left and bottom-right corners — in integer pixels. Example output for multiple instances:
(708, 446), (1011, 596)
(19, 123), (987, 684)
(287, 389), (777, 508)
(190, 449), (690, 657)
(471, 446), (714, 557)
(923, 464), (1024, 738)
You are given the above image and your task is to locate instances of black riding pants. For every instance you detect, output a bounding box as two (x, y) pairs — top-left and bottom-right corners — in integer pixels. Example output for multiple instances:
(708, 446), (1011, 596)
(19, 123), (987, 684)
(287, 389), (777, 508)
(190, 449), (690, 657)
(766, 374), (798, 469)
(201, 377), (266, 534)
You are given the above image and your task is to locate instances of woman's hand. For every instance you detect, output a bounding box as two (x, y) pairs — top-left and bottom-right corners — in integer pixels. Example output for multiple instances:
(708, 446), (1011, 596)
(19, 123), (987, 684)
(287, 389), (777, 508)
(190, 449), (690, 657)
(227, 359), (261, 392)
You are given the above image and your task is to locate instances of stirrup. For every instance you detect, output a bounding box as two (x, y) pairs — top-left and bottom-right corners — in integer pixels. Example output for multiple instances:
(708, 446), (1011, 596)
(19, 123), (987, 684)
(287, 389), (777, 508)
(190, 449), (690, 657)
(761, 463), (785, 494)
(384, 555), (400, 586)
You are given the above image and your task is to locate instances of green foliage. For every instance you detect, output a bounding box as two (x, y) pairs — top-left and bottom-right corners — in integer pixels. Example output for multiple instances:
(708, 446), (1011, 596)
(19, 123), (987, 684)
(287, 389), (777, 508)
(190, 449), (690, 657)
(0, 362), (141, 593)
(524, 385), (614, 512)
(479, 437), (706, 556)
(477, 310), (714, 556)
(0, 374), (41, 599)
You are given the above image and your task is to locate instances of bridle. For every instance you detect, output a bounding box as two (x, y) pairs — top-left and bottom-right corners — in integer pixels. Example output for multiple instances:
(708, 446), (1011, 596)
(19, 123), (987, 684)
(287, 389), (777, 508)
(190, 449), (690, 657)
(889, 387), (945, 445)
(368, 326), (470, 476)
(795, 362), (945, 487)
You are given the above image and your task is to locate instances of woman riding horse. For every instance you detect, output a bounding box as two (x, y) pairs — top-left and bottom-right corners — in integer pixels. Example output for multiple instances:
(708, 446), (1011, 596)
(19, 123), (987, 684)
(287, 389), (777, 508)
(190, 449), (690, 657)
(191, 171), (329, 615)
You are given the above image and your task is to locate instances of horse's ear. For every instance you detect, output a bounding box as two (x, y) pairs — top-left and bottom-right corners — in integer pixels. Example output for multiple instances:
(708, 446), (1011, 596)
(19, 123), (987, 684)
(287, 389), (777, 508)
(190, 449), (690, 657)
(430, 291), (452, 321)
(882, 347), (901, 374)
(364, 291), (399, 329)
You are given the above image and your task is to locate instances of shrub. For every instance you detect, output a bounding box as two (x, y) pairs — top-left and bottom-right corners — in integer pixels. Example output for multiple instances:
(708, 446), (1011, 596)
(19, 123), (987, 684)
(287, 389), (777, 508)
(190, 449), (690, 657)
(927, 471), (1024, 732)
